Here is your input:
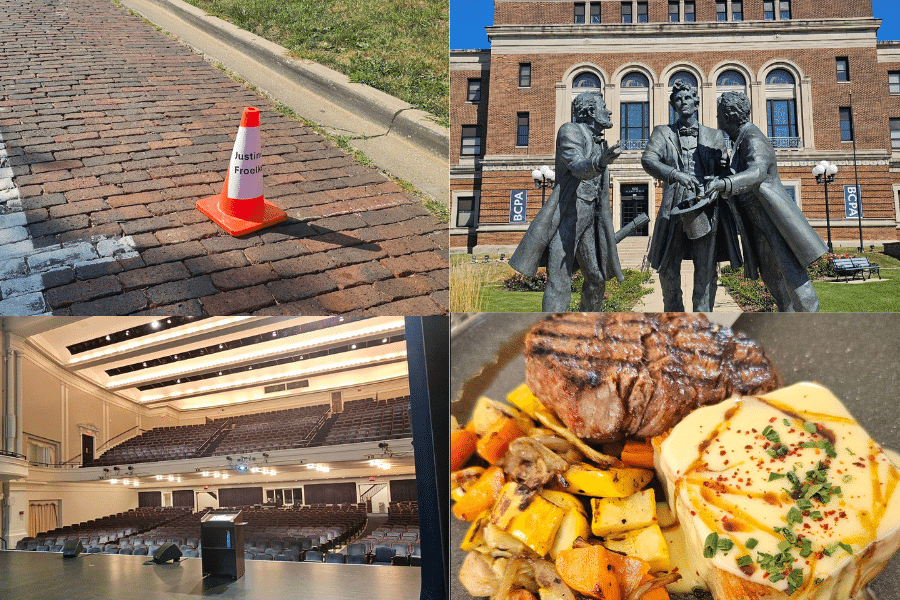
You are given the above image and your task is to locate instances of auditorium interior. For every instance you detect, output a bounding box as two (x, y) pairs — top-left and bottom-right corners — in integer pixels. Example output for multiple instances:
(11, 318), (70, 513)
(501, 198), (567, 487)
(0, 315), (445, 599)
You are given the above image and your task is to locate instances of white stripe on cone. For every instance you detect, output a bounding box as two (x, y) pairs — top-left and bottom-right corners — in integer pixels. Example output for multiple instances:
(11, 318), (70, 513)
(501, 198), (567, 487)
(227, 125), (263, 200)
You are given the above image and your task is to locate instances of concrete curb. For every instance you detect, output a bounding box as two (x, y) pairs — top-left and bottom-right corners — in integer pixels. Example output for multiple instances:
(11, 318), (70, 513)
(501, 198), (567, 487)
(141, 0), (448, 159)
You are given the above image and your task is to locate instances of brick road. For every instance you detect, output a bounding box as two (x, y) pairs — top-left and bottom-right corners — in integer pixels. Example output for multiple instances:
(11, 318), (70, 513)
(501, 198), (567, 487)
(0, 0), (449, 316)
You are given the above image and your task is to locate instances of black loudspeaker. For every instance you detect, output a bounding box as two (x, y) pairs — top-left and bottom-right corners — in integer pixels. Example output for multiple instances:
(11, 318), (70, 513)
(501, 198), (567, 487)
(152, 542), (182, 564)
(62, 540), (83, 558)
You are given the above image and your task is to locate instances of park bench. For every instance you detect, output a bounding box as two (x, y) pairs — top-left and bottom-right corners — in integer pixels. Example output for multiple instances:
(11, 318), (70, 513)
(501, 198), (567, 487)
(833, 257), (880, 282)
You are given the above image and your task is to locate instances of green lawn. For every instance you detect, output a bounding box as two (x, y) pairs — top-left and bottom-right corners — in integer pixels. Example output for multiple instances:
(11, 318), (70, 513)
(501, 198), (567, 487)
(183, 0), (449, 124)
(812, 248), (900, 312)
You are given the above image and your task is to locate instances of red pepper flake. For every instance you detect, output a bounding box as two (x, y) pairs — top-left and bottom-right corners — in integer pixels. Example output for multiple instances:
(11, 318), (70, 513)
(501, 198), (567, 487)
(745, 445), (753, 450)
(839, 511), (847, 518)
(823, 524), (829, 530)
(691, 511), (697, 516)
(720, 450), (727, 456)
(769, 417), (777, 423)
(724, 460), (729, 465)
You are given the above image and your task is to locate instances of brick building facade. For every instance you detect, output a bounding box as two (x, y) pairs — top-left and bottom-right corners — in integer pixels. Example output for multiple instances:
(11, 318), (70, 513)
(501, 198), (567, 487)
(450, 0), (900, 252)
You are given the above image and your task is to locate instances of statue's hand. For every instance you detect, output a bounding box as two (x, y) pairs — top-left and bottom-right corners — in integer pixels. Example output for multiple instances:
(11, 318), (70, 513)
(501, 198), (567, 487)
(596, 141), (622, 168)
(671, 171), (701, 194)
(704, 176), (726, 195)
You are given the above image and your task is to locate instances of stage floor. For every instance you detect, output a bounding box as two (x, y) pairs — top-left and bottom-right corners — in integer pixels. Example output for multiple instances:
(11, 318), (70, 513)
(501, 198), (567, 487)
(0, 550), (421, 600)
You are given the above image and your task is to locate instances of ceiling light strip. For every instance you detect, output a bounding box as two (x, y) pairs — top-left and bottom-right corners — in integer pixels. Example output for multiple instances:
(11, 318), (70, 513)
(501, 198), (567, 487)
(70, 317), (250, 364)
(113, 320), (405, 387)
(140, 351), (407, 402)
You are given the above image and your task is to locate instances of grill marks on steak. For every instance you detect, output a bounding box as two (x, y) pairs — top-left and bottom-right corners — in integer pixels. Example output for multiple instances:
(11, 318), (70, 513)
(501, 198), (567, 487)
(524, 313), (782, 443)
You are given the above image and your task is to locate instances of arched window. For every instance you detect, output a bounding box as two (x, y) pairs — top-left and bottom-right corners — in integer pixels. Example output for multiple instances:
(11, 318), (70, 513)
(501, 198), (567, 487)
(668, 71), (699, 124)
(717, 70), (746, 87)
(766, 69), (795, 85)
(622, 72), (649, 88)
(620, 72), (650, 149)
(765, 68), (800, 147)
(570, 71), (604, 121)
(573, 73), (601, 88)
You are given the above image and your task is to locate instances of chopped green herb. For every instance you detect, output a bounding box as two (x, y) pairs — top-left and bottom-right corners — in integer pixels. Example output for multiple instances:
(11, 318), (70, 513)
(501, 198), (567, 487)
(778, 539), (793, 552)
(846, 447), (855, 455)
(804, 422), (818, 434)
(804, 484), (823, 500)
(703, 532), (719, 558)
(843, 474), (853, 483)
(796, 498), (813, 510)
(737, 554), (753, 567)
(762, 426), (781, 444)
(816, 439), (837, 458)
(799, 441), (817, 449)
(784, 419), (792, 427)
(769, 472), (786, 481)
(746, 538), (759, 549)
(787, 506), (803, 525)
(838, 541), (853, 554)
(814, 578), (824, 585)
(799, 538), (813, 558)
(769, 572), (785, 583)
(810, 511), (823, 520)
(787, 568), (805, 595)
(718, 537), (734, 553)
(823, 545), (837, 557)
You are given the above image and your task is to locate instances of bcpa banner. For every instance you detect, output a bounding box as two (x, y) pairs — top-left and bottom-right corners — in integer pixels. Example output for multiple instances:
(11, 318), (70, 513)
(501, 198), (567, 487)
(844, 185), (862, 219)
(509, 189), (527, 223)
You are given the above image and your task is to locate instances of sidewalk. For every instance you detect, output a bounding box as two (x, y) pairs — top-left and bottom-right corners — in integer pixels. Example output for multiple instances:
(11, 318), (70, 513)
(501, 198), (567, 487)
(0, 0), (448, 316)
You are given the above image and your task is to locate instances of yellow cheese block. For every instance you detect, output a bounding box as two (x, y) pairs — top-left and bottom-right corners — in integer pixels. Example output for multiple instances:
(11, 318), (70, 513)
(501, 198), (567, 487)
(591, 488), (657, 537)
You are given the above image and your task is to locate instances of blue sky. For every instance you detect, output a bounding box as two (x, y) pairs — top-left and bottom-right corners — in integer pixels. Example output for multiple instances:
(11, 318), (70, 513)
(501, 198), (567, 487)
(450, 0), (900, 49)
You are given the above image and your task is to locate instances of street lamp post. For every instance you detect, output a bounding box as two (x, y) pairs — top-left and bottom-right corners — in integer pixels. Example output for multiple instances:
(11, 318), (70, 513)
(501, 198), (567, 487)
(812, 160), (838, 254)
(532, 165), (555, 206)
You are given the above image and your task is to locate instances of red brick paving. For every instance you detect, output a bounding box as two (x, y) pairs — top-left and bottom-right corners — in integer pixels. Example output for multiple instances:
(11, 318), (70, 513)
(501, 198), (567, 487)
(0, 0), (448, 316)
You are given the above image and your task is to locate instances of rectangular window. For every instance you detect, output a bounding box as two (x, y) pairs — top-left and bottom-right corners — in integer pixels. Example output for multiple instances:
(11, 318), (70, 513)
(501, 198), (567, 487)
(890, 72), (900, 95)
(890, 118), (900, 151)
(461, 125), (482, 156)
(621, 2), (632, 23)
(590, 2), (601, 23)
(621, 102), (650, 149)
(684, 1), (695, 22)
(764, 0), (774, 20)
(839, 107), (853, 142)
(467, 79), (481, 102)
(780, 0), (791, 19)
(519, 63), (531, 88)
(836, 57), (849, 82)
(517, 113), (530, 147)
(637, 2), (648, 22)
(766, 99), (798, 147)
(716, 2), (726, 20)
(456, 197), (476, 228)
(732, 1), (742, 20)
(668, 1), (679, 22)
(574, 2), (585, 23)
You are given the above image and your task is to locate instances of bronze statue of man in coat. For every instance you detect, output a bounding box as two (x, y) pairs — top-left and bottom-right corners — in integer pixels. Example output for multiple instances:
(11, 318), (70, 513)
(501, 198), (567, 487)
(706, 91), (826, 311)
(641, 80), (741, 311)
(509, 90), (623, 312)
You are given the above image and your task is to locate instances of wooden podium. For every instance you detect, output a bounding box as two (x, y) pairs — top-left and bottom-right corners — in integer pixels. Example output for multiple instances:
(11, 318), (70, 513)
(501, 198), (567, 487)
(200, 510), (245, 580)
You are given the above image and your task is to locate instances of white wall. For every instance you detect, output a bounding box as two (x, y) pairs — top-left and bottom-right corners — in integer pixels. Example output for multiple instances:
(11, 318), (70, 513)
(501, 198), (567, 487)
(7, 480), (139, 542)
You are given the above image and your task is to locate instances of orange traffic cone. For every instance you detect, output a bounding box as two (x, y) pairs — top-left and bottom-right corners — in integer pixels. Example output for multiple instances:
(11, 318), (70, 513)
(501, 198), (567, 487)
(196, 106), (287, 236)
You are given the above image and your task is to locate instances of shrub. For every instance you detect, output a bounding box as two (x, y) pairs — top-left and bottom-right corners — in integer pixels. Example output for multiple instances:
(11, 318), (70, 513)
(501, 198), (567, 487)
(502, 269), (583, 292)
(807, 252), (844, 280)
(718, 265), (776, 312)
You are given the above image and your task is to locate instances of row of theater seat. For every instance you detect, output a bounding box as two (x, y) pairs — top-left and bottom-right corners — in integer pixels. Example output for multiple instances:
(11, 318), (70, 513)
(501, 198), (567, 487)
(322, 397), (412, 446)
(92, 397), (412, 466)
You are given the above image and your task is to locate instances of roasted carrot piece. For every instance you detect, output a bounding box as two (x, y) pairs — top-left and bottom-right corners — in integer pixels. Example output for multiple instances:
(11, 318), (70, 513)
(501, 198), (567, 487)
(452, 465), (506, 521)
(556, 544), (622, 600)
(451, 429), (479, 472)
(476, 417), (524, 464)
(636, 573), (671, 600)
(607, 552), (651, 597)
(621, 439), (655, 469)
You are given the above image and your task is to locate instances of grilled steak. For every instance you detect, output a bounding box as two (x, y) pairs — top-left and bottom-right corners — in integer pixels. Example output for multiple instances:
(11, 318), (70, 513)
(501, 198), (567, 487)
(524, 313), (782, 443)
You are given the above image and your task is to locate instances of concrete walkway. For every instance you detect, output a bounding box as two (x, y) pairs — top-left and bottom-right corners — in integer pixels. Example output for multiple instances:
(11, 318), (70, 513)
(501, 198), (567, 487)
(636, 262), (743, 312)
(0, 0), (448, 316)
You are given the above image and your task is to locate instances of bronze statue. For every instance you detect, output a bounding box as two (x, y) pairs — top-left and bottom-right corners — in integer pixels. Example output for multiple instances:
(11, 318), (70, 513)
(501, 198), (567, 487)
(509, 90), (623, 311)
(641, 80), (741, 311)
(706, 91), (826, 312)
